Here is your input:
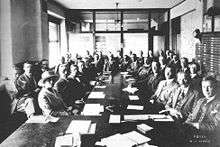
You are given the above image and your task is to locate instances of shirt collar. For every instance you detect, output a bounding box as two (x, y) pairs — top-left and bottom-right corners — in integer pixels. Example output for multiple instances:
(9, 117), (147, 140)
(206, 95), (216, 104)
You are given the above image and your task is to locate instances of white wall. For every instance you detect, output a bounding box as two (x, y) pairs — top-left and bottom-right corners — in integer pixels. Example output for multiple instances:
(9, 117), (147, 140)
(171, 0), (203, 61)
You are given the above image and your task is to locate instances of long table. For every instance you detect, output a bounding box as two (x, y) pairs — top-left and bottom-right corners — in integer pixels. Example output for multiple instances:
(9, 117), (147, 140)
(0, 72), (212, 147)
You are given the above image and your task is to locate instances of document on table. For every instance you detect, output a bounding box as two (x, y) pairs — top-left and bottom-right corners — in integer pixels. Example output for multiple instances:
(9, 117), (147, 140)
(122, 131), (151, 145)
(137, 124), (153, 133)
(153, 115), (174, 122)
(82, 104), (104, 116)
(88, 92), (105, 99)
(95, 85), (106, 89)
(55, 134), (73, 147)
(129, 95), (139, 100)
(127, 105), (144, 110)
(124, 115), (149, 121)
(147, 114), (168, 119)
(109, 115), (121, 124)
(88, 123), (96, 134)
(122, 86), (138, 94)
(100, 133), (137, 147)
(65, 120), (91, 134)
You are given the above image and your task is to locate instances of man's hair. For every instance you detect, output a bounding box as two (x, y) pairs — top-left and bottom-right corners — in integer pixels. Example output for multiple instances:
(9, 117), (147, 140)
(177, 71), (191, 82)
(202, 75), (218, 88)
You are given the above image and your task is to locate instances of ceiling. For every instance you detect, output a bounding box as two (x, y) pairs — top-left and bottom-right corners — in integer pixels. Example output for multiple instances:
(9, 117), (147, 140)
(54, 0), (185, 9)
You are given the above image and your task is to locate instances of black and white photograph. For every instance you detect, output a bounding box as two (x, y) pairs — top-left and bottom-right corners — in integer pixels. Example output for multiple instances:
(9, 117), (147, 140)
(0, 0), (220, 146)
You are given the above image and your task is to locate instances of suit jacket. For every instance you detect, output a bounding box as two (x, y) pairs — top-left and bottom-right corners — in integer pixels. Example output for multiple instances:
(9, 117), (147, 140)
(186, 95), (220, 132)
(154, 79), (179, 105)
(15, 73), (38, 97)
(167, 86), (199, 120)
(54, 78), (69, 104)
(38, 88), (67, 116)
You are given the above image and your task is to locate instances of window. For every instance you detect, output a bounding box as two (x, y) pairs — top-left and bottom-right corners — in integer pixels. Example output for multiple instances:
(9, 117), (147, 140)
(49, 21), (60, 67)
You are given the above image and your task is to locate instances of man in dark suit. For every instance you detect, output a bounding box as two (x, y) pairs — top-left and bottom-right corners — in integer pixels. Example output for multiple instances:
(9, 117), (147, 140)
(185, 76), (220, 132)
(13, 62), (40, 118)
(54, 64), (69, 106)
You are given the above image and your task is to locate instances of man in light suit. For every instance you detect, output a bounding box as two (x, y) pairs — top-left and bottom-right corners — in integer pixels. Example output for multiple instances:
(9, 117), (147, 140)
(163, 71), (199, 121)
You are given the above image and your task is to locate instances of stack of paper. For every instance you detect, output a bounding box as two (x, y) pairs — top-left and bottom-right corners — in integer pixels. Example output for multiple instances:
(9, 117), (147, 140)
(55, 134), (73, 147)
(122, 86), (138, 94)
(96, 131), (151, 147)
(129, 95), (139, 100)
(137, 124), (153, 134)
(127, 105), (144, 110)
(88, 92), (105, 99)
(66, 120), (92, 134)
(81, 104), (104, 116)
(109, 115), (121, 124)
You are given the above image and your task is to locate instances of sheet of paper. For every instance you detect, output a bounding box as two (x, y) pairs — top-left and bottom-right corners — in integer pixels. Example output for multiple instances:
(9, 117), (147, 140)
(45, 115), (60, 123)
(26, 115), (47, 123)
(123, 87), (138, 94)
(101, 133), (136, 147)
(147, 114), (168, 119)
(154, 115), (174, 122)
(66, 120), (91, 134)
(137, 124), (153, 132)
(55, 134), (73, 147)
(127, 105), (144, 110)
(88, 92), (105, 99)
(120, 72), (128, 75)
(137, 143), (158, 147)
(123, 131), (151, 144)
(109, 115), (121, 124)
(26, 115), (59, 123)
(82, 104), (104, 116)
(129, 95), (139, 100)
(124, 115), (149, 121)
(95, 85), (106, 89)
(88, 123), (96, 134)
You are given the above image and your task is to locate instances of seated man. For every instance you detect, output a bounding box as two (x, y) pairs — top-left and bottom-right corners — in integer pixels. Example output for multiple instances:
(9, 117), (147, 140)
(14, 61), (41, 118)
(53, 64), (69, 106)
(67, 64), (86, 105)
(185, 76), (220, 132)
(151, 64), (179, 106)
(189, 62), (203, 94)
(164, 71), (199, 121)
(134, 60), (164, 98)
(38, 71), (72, 117)
(135, 57), (152, 81)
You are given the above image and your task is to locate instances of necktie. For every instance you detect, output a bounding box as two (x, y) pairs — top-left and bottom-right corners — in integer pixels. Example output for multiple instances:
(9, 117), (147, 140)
(198, 99), (208, 123)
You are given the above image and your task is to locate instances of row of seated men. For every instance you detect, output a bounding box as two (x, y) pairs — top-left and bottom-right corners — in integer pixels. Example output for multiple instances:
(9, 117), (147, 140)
(11, 50), (219, 141)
